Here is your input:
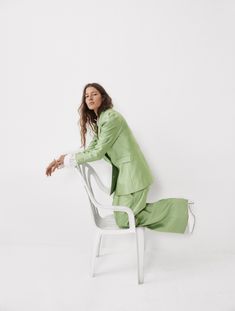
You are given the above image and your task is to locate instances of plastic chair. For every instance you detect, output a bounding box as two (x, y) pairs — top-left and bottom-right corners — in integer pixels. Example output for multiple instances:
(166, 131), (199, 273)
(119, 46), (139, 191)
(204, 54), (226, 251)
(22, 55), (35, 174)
(76, 162), (146, 284)
(185, 201), (196, 234)
(76, 163), (195, 284)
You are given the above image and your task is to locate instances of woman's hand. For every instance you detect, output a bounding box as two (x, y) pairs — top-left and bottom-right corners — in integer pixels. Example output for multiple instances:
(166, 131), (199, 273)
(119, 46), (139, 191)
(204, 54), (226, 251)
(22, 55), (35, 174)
(45, 154), (67, 176)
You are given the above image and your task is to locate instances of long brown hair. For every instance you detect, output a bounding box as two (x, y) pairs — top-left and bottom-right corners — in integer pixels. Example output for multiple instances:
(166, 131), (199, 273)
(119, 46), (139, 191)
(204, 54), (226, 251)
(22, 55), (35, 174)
(78, 83), (113, 149)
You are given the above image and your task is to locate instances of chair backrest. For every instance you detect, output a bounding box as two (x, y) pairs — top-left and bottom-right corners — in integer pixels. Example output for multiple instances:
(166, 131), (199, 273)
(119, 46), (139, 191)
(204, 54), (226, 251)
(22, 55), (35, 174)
(76, 163), (108, 227)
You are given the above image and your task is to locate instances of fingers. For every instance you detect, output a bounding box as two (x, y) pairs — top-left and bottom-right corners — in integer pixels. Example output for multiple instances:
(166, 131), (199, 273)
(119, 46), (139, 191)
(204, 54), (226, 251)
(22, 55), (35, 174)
(46, 165), (53, 176)
(52, 161), (59, 172)
(45, 157), (65, 176)
(46, 159), (59, 176)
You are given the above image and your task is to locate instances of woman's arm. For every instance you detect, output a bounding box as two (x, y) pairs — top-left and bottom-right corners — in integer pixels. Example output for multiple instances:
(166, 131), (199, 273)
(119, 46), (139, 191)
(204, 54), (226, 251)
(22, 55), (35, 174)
(45, 111), (123, 176)
(83, 133), (98, 153)
(74, 111), (124, 165)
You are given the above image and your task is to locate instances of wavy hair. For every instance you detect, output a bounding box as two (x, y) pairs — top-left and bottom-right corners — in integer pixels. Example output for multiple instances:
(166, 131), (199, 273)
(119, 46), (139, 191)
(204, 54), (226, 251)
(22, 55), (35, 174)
(77, 82), (113, 149)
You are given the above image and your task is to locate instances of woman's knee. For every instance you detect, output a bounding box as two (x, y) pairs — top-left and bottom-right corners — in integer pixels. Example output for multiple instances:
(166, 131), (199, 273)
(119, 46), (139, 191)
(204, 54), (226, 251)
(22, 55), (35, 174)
(114, 211), (129, 228)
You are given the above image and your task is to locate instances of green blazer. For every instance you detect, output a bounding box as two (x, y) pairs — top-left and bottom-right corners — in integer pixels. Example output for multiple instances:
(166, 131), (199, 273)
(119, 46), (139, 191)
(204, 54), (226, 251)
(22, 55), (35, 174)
(75, 108), (154, 195)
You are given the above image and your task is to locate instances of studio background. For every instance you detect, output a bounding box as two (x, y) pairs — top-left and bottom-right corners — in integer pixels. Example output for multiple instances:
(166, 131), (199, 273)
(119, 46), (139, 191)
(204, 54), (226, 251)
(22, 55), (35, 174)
(1, 0), (234, 253)
(0, 0), (234, 308)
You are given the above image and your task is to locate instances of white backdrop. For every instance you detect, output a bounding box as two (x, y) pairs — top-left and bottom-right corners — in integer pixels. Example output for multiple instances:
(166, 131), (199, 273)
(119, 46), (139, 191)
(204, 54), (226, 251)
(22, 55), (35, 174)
(1, 0), (234, 255)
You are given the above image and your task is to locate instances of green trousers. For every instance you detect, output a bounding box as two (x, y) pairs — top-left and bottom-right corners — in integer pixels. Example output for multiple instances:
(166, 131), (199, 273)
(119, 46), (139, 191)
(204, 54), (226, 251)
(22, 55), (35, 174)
(113, 186), (189, 234)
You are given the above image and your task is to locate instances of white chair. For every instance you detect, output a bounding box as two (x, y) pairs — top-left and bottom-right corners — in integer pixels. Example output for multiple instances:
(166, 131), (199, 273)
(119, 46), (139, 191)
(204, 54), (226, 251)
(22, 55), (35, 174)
(185, 201), (196, 234)
(76, 162), (146, 284)
(76, 163), (195, 284)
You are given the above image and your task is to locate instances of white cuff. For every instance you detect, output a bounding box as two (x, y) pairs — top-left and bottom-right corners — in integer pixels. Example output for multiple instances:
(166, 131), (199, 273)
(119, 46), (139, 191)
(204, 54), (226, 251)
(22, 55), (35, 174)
(63, 153), (77, 168)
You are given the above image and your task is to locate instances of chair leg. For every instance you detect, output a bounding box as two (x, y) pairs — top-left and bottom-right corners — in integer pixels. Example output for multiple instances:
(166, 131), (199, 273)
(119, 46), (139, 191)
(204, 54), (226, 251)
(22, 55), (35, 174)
(96, 233), (102, 257)
(91, 230), (102, 277)
(136, 227), (145, 284)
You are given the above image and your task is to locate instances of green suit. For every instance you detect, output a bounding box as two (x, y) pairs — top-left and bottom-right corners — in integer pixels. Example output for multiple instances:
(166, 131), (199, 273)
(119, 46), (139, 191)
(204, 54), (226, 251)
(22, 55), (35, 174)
(75, 108), (154, 195)
(75, 108), (189, 234)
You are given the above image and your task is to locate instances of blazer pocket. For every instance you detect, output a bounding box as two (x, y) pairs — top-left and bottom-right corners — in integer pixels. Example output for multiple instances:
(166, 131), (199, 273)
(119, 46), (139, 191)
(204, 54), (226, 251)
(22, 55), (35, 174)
(117, 154), (132, 163)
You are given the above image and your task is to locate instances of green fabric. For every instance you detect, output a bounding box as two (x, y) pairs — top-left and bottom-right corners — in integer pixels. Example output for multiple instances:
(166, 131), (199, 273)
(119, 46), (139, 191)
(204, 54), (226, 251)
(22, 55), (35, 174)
(113, 186), (189, 234)
(104, 152), (119, 195)
(74, 108), (189, 234)
(75, 108), (154, 195)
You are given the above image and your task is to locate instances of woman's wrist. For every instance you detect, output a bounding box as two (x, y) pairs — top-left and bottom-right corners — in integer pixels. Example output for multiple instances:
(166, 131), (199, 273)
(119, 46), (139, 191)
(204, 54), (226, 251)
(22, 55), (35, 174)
(56, 154), (67, 168)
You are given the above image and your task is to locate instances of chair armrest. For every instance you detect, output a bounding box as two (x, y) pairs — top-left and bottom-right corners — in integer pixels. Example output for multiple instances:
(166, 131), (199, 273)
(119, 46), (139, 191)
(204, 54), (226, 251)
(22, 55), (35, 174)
(97, 203), (136, 230)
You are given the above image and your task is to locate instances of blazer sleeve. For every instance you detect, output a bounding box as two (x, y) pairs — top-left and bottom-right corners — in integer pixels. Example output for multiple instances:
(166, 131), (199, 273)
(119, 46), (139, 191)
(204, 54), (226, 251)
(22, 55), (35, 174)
(83, 133), (98, 153)
(83, 133), (111, 164)
(75, 112), (124, 165)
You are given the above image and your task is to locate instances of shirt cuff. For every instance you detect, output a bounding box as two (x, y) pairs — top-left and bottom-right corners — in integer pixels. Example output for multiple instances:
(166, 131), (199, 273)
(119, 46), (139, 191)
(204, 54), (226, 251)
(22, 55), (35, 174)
(63, 153), (77, 168)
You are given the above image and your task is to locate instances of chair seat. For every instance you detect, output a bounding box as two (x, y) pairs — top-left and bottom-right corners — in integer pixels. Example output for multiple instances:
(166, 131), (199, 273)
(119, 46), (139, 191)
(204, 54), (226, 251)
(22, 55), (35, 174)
(96, 214), (121, 230)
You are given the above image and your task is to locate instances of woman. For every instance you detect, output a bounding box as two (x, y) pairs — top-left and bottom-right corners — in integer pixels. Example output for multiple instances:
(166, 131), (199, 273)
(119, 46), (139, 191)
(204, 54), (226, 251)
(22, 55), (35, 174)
(46, 82), (189, 233)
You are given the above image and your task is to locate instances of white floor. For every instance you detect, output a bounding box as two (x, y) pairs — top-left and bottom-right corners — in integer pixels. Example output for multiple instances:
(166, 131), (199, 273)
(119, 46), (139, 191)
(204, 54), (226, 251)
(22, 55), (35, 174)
(0, 243), (234, 311)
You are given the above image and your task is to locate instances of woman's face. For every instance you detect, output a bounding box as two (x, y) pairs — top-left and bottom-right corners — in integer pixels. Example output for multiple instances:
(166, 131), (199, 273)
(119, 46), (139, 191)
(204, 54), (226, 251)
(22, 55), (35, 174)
(85, 86), (102, 114)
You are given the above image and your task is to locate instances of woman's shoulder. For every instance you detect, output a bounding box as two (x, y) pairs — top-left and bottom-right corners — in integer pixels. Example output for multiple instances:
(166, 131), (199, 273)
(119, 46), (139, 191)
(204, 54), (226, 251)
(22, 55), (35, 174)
(100, 108), (124, 121)
(97, 108), (125, 129)
(103, 108), (123, 119)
